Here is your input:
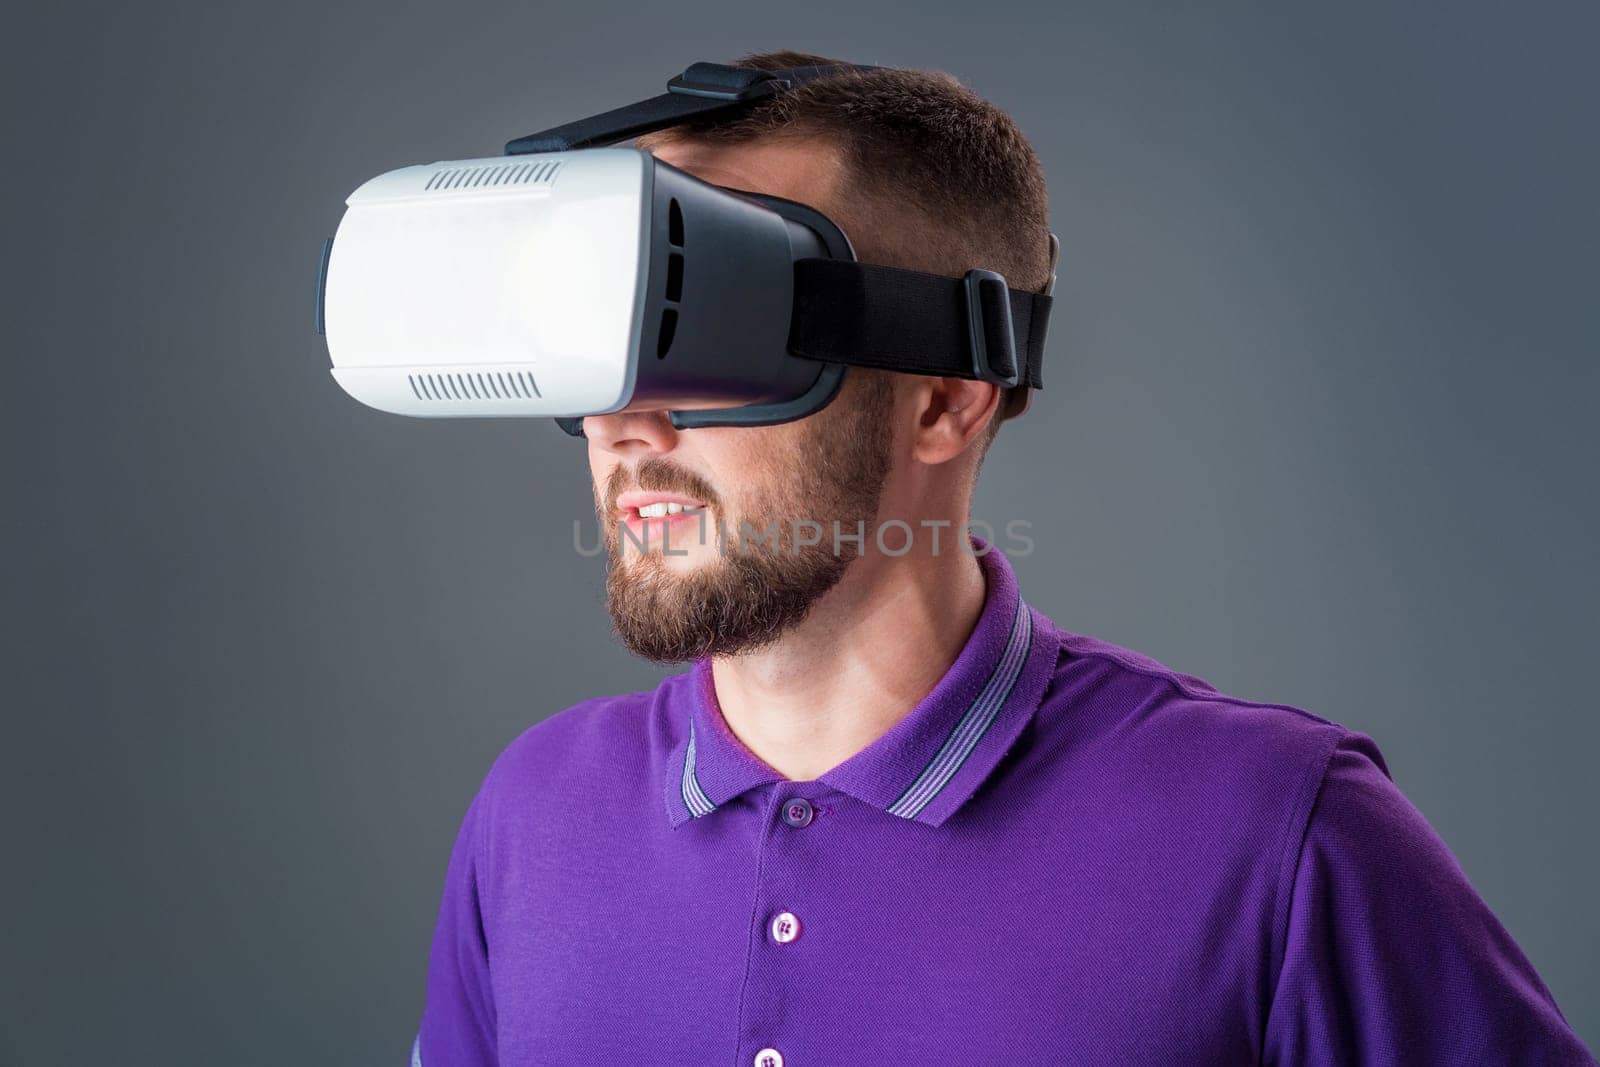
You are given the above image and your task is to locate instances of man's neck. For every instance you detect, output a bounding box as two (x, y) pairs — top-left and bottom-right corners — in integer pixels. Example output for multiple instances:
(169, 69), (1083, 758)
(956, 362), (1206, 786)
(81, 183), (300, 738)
(709, 540), (989, 782)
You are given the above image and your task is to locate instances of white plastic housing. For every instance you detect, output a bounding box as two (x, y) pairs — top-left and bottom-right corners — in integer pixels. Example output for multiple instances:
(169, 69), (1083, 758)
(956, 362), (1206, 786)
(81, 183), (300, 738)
(322, 149), (652, 417)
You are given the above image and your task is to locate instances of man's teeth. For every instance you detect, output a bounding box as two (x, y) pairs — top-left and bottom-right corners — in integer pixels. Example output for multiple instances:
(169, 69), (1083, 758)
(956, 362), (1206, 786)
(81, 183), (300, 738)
(636, 502), (701, 519)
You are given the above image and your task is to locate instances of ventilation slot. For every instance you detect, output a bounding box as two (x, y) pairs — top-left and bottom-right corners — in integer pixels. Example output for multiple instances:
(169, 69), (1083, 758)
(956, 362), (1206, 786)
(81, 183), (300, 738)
(407, 371), (541, 401)
(668, 198), (684, 246)
(665, 254), (683, 302)
(656, 310), (678, 358)
(423, 160), (565, 192)
(657, 198), (685, 359)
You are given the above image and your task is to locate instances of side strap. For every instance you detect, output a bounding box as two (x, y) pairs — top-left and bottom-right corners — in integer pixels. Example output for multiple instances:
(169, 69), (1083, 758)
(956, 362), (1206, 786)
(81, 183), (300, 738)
(788, 259), (1050, 388)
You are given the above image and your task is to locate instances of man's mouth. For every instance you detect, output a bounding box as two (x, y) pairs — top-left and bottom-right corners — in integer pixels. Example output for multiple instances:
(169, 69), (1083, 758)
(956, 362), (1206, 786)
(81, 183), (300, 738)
(614, 490), (712, 543)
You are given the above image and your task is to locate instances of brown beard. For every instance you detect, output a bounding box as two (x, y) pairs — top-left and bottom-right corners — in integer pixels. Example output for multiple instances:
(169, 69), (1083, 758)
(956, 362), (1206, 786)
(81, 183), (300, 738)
(601, 370), (896, 662)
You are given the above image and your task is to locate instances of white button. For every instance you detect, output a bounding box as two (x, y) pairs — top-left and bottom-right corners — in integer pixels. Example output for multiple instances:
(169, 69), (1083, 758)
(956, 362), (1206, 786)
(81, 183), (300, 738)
(754, 1049), (784, 1067)
(769, 911), (801, 944)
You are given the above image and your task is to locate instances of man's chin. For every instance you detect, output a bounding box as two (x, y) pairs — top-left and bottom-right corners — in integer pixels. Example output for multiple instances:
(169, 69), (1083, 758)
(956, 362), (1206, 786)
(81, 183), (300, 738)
(603, 534), (843, 663)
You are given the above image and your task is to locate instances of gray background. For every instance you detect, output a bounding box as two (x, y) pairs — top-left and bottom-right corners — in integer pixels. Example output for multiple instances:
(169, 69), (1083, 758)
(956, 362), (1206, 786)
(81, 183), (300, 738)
(3, 0), (1595, 1061)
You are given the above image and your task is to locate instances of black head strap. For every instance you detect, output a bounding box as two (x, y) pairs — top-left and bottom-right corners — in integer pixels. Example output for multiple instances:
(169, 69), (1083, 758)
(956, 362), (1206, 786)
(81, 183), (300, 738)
(505, 61), (881, 155)
(789, 260), (1051, 390)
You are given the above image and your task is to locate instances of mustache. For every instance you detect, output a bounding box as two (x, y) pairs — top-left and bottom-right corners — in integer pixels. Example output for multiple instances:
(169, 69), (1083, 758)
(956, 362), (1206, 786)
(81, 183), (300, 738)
(603, 456), (723, 516)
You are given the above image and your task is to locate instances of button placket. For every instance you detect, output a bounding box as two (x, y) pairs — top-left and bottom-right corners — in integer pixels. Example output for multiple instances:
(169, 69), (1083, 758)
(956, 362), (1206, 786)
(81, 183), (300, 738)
(745, 790), (823, 1066)
(773, 798), (809, 946)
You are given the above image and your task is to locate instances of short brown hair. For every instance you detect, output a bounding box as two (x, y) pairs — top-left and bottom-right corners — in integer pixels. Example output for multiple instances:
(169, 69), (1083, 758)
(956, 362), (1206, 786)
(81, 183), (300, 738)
(637, 50), (1052, 441)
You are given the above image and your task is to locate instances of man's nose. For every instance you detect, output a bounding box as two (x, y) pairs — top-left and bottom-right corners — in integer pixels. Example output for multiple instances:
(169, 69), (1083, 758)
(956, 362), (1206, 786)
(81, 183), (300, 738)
(581, 409), (681, 460)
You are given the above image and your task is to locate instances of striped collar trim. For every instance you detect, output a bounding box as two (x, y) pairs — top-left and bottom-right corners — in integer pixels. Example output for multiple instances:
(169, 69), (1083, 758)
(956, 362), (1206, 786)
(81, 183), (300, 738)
(665, 544), (1055, 830)
(884, 597), (1032, 820)
(679, 716), (717, 818)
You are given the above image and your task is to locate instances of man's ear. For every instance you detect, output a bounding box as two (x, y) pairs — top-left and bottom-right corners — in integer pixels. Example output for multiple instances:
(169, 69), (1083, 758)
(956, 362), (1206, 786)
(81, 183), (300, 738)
(909, 376), (1002, 465)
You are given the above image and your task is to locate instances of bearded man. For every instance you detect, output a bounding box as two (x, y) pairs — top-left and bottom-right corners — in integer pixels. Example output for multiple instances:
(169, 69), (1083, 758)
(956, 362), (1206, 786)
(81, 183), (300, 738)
(412, 51), (1595, 1067)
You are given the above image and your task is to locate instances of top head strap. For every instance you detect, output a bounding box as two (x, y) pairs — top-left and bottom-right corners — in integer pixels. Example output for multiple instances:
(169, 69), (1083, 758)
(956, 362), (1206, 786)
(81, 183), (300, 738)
(505, 61), (882, 155)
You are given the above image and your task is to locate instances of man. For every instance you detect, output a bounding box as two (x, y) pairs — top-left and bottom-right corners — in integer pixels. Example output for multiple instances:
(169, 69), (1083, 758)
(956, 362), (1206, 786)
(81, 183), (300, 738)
(413, 52), (1595, 1065)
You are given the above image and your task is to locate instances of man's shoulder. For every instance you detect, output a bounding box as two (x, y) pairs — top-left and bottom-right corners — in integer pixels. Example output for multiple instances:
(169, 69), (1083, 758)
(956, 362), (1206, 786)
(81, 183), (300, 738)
(1027, 620), (1381, 906)
(475, 673), (689, 805)
(1037, 621), (1357, 801)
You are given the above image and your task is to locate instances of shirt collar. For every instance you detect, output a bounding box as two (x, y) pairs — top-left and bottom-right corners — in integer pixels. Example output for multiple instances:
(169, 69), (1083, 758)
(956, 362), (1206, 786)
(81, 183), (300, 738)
(664, 541), (1057, 829)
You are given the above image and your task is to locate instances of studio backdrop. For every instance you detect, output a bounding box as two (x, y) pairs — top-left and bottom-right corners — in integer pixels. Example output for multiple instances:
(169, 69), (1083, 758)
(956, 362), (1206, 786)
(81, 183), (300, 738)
(3, 0), (1596, 1062)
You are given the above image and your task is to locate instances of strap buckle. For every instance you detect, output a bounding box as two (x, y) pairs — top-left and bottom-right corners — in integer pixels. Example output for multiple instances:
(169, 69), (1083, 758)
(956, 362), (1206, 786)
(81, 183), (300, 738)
(963, 269), (1019, 388)
(666, 63), (790, 102)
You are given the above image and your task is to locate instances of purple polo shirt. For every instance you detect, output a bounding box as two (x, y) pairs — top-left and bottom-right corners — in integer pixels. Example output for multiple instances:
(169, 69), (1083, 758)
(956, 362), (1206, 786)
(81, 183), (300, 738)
(414, 543), (1594, 1065)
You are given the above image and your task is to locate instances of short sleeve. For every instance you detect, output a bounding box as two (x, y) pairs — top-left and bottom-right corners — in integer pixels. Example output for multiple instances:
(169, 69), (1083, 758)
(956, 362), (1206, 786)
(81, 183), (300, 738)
(1264, 732), (1595, 1065)
(413, 782), (497, 1065)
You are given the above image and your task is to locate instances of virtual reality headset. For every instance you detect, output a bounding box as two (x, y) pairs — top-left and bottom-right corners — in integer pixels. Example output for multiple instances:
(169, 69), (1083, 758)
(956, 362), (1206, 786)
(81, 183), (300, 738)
(317, 61), (1059, 435)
